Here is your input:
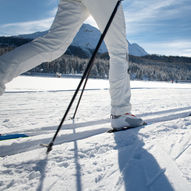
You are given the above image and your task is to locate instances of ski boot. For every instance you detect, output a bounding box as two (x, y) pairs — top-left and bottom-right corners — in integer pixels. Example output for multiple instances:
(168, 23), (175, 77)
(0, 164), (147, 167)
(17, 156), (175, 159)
(111, 113), (146, 130)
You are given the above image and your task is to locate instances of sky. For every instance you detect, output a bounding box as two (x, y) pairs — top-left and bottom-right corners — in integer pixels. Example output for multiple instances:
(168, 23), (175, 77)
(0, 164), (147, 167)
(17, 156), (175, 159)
(0, 0), (191, 57)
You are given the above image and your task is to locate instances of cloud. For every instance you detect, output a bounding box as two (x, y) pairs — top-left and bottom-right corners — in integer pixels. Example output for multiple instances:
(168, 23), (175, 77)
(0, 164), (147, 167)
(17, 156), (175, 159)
(0, 18), (54, 36)
(141, 40), (191, 56)
(123, 0), (191, 56)
(49, 7), (58, 17)
(0, 15), (99, 36)
(47, 0), (58, 6)
(124, 0), (182, 21)
(123, 0), (190, 34)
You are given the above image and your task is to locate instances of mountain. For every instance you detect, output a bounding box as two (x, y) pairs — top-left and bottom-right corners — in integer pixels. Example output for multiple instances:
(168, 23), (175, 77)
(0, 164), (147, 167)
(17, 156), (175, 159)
(128, 43), (148, 57)
(17, 31), (48, 39)
(71, 24), (107, 54)
(17, 24), (148, 57)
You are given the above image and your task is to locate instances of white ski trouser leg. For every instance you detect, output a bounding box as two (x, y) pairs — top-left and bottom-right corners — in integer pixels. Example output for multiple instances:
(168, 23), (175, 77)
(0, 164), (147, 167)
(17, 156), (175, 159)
(83, 0), (131, 115)
(0, 0), (131, 115)
(0, 0), (89, 85)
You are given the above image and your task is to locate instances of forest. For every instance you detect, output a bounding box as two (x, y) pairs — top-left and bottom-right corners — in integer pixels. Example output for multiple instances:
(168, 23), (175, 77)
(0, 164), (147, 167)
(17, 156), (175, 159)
(0, 36), (191, 82)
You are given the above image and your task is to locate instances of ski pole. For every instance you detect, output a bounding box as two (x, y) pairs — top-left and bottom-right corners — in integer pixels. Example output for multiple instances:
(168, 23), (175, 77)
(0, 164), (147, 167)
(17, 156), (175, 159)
(45, 0), (123, 154)
(72, 0), (123, 119)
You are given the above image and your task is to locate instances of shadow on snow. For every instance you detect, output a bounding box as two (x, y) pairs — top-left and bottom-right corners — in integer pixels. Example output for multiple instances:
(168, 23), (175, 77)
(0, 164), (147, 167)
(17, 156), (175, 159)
(114, 127), (174, 191)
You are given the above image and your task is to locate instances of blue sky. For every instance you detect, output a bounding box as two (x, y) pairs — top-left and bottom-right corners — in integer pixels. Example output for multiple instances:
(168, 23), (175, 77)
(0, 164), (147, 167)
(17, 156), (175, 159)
(0, 0), (190, 56)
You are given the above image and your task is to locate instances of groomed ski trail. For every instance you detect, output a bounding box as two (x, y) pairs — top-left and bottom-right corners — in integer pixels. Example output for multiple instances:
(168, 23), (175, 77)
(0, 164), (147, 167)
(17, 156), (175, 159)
(5, 106), (191, 137)
(0, 108), (191, 157)
(0, 124), (109, 157)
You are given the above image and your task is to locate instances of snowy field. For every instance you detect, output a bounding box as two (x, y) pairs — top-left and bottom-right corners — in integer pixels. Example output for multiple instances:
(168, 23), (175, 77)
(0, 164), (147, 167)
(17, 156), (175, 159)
(0, 75), (191, 191)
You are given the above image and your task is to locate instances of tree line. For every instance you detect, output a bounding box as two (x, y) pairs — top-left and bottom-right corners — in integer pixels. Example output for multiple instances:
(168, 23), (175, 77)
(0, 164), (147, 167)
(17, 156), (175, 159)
(28, 53), (191, 81)
(0, 36), (191, 81)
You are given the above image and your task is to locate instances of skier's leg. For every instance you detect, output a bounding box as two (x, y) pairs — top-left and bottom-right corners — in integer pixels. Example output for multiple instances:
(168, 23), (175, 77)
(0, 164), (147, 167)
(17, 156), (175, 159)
(83, 0), (145, 128)
(82, 0), (131, 115)
(0, 0), (89, 93)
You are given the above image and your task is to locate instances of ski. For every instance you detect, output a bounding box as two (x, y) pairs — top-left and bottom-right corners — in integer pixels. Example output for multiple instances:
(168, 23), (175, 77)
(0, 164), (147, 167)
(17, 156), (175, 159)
(107, 122), (147, 133)
(0, 133), (28, 141)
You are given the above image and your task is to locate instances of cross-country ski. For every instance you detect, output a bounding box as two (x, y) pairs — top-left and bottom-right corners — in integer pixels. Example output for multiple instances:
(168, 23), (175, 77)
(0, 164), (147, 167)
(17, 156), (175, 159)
(0, 133), (28, 141)
(107, 121), (147, 133)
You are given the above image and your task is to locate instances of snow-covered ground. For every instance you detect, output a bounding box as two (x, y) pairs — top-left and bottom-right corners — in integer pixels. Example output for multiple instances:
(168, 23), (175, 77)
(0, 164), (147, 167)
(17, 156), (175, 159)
(0, 75), (191, 191)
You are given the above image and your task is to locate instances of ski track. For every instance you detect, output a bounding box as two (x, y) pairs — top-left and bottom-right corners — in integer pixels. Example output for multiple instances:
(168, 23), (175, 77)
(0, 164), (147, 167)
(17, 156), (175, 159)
(0, 108), (191, 157)
(0, 77), (191, 191)
(3, 105), (191, 137)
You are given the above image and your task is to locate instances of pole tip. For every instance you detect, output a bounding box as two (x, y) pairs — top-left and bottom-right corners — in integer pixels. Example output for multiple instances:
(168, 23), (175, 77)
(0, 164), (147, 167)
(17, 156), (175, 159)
(46, 142), (53, 154)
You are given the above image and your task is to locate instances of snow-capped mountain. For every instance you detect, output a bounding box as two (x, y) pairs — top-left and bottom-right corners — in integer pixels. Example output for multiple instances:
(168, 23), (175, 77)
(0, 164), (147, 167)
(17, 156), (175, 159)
(128, 42), (148, 57)
(18, 24), (148, 57)
(71, 24), (107, 54)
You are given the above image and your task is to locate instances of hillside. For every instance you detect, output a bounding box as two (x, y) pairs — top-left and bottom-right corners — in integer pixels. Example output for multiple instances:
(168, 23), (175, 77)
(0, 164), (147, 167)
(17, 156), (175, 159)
(24, 54), (191, 82)
(0, 30), (191, 81)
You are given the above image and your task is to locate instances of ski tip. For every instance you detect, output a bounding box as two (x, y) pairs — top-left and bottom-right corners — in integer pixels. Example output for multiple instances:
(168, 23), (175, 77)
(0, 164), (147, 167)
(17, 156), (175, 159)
(0, 133), (28, 141)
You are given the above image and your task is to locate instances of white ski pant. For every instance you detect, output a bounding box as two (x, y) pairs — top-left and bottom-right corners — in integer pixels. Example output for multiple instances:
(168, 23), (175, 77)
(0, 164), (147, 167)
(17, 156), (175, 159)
(0, 0), (131, 115)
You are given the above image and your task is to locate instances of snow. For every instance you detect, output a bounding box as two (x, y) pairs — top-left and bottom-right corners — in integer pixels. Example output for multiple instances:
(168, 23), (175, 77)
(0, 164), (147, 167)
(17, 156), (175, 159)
(0, 75), (191, 191)
(72, 24), (108, 54)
